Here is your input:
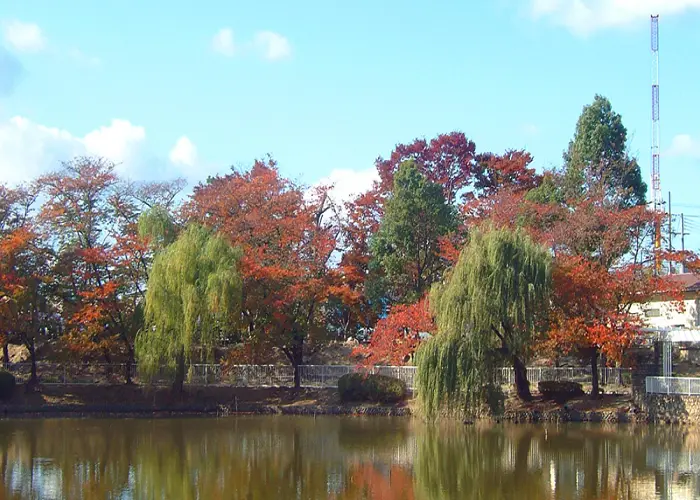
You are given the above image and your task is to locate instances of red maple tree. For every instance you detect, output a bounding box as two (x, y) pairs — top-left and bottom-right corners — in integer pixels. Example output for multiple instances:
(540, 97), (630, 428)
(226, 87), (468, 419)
(472, 149), (541, 198)
(353, 297), (435, 366)
(184, 157), (349, 386)
(331, 188), (385, 338)
(375, 131), (477, 205)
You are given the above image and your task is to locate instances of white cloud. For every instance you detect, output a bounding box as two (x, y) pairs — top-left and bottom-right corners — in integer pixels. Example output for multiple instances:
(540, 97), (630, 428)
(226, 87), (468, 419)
(2, 20), (46, 53)
(314, 168), (379, 208)
(530, 0), (700, 36)
(0, 116), (153, 184)
(82, 119), (146, 165)
(2, 19), (100, 67)
(0, 117), (81, 184)
(211, 28), (291, 61)
(667, 134), (700, 158)
(253, 31), (292, 61)
(0, 115), (219, 185)
(212, 28), (235, 57)
(169, 136), (198, 167)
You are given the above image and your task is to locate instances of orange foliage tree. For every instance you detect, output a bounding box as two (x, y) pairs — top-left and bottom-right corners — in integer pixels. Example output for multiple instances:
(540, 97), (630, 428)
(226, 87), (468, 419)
(0, 185), (34, 365)
(0, 185), (54, 384)
(331, 189), (385, 339)
(352, 297), (435, 366)
(472, 149), (541, 198)
(184, 157), (349, 387)
(38, 157), (183, 383)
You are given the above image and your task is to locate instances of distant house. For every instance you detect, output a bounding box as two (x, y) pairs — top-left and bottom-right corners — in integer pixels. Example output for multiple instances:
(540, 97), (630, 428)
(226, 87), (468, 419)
(630, 273), (700, 330)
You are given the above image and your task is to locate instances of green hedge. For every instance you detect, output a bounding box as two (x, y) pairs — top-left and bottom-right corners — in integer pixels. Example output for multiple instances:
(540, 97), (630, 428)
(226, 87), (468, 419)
(338, 373), (407, 404)
(0, 370), (16, 400)
(538, 380), (584, 402)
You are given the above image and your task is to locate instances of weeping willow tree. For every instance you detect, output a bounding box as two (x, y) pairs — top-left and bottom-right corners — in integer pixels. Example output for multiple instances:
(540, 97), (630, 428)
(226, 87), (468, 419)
(136, 223), (242, 392)
(416, 225), (551, 418)
(138, 205), (179, 251)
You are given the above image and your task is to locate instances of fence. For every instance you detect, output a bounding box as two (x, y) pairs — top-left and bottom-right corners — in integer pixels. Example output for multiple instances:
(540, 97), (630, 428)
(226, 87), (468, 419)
(5, 362), (133, 385)
(495, 367), (632, 387)
(298, 365), (417, 389)
(4, 362), (631, 390)
(646, 376), (700, 395)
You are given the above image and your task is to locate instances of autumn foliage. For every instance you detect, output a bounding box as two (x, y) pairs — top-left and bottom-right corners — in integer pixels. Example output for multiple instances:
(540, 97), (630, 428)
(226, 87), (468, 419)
(0, 95), (698, 394)
(353, 298), (435, 365)
(184, 157), (349, 385)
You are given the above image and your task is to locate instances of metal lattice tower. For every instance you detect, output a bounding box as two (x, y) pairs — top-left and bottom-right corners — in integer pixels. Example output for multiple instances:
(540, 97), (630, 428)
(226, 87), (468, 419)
(651, 15), (662, 268)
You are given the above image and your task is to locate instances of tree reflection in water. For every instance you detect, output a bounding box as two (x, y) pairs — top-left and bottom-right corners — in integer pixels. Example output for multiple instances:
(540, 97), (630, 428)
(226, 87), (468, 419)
(0, 417), (698, 499)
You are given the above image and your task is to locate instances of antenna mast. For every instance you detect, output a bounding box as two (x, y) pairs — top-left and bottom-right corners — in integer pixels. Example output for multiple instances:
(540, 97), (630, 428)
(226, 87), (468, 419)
(651, 15), (662, 272)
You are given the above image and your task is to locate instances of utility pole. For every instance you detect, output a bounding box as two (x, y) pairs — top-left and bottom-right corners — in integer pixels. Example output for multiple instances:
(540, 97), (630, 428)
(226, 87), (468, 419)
(668, 191), (673, 274)
(681, 213), (689, 273)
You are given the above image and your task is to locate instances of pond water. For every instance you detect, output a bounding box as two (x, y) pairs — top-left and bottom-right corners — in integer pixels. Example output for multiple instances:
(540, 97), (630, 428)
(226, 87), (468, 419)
(0, 416), (698, 499)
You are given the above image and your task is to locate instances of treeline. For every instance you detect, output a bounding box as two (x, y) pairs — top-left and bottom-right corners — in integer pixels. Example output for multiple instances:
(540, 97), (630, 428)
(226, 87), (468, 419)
(1, 95), (697, 397)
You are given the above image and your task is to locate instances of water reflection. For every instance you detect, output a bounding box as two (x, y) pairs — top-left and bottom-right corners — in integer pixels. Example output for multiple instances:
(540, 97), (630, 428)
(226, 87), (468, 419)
(0, 417), (699, 499)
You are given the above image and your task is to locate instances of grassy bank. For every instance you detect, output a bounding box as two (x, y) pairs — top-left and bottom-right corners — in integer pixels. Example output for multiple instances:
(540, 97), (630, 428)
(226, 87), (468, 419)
(0, 385), (412, 418)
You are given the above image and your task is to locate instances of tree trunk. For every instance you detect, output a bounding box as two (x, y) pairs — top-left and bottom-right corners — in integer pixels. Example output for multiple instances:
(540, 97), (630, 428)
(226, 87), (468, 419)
(512, 354), (532, 401)
(497, 322), (531, 401)
(293, 363), (301, 390)
(124, 342), (135, 385)
(26, 338), (38, 390)
(2, 343), (8, 368)
(590, 349), (600, 399)
(102, 349), (113, 378)
(284, 333), (305, 390)
(172, 349), (185, 394)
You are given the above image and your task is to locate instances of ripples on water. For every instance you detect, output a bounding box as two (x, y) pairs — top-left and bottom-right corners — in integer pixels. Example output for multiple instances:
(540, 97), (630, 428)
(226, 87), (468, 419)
(0, 417), (698, 499)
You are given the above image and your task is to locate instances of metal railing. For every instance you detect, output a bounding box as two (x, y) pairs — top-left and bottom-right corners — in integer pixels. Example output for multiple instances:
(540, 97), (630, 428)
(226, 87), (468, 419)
(3, 362), (630, 390)
(495, 367), (631, 386)
(4, 362), (132, 385)
(646, 376), (700, 395)
(298, 365), (416, 389)
(2, 362), (416, 388)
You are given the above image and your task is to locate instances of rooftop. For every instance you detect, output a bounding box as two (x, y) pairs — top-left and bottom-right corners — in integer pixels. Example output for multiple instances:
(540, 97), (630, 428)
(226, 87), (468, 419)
(667, 273), (700, 293)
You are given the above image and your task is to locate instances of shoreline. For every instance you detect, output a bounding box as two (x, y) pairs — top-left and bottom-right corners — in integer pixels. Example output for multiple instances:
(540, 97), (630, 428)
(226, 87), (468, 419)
(0, 384), (689, 423)
(0, 403), (412, 419)
(0, 405), (654, 423)
(0, 400), (652, 423)
(0, 385), (412, 420)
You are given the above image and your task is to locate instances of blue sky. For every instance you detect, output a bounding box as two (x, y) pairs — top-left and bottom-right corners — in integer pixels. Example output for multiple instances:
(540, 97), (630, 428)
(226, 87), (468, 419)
(1, 0), (700, 250)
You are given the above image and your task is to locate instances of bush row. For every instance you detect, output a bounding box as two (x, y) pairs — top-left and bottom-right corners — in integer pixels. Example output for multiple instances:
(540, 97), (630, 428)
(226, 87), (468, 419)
(538, 380), (584, 402)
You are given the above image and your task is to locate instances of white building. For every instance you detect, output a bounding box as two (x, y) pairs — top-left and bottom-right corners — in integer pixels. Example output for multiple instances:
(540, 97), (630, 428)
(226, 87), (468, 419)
(630, 273), (700, 330)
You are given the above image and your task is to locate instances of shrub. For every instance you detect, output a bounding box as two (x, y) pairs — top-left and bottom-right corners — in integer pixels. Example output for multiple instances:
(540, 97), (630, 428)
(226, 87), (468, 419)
(0, 370), (16, 400)
(338, 373), (407, 403)
(538, 380), (584, 403)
